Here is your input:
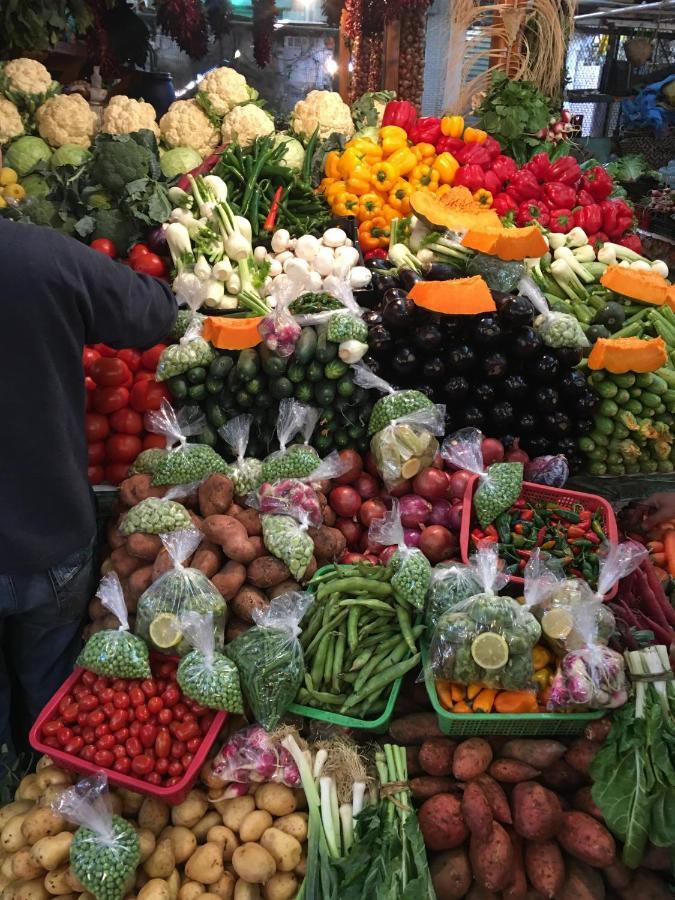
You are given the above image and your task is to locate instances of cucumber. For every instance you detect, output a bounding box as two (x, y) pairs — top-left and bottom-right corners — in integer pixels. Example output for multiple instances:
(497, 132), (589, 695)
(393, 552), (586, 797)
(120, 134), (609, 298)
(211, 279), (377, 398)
(650, 374), (668, 395)
(578, 436), (595, 453)
(629, 387), (642, 398)
(596, 380), (618, 399)
(314, 381), (336, 405)
(314, 431), (333, 454)
(315, 325), (337, 363)
(188, 384), (206, 401)
(271, 377), (294, 399)
(641, 391), (660, 409)
(205, 397), (227, 429)
(237, 349), (260, 381)
(294, 327), (318, 364)
(657, 460), (674, 473)
(607, 464), (626, 476)
(587, 446), (608, 461)
(615, 389), (630, 405)
(625, 399), (643, 415)
(625, 462), (641, 475)
(259, 344), (288, 377)
(347, 423), (364, 440)
(227, 367), (241, 391)
(324, 359), (349, 380)
(168, 375), (188, 400)
(295, 382), (313, 403)
(209, 356), (234, 379)
(613, 423), (630, 440)
(599, 399), (619, 418)
(611, 373), (636, 388)
(587, 461), (608, 475)
(306, 361), (324, 383)
(334, 429), (350, 449)
(205, 377), (224, 395)
(662, 390), (675, 407)
(247, 376), (264, 396)
(636, 372), (655, 389)
(287, 362), (306, 384)
(186, 366), (207, 385)
(594, 416), (615, 436)
(337, 374), (355, 398)
(254, 392), (273, 409)
(198, 424), (217, 447)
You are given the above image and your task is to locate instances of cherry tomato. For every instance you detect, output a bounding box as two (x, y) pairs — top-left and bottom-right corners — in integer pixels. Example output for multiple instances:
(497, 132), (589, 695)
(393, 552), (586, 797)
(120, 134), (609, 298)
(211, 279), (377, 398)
(79, 693), (99, 712)
(63, 737), (84, 755)
(110, 710), (129, 732)
(108, 408), (143, 436)
(82, 728), (95, 745)
(116, 349), (142, 373)
(80, 745), (96, 762)
(141, 679), (158, 697)
(155, 728), (171, 759)
(167, 761), (184, 778)
(77, 712), (89, 727)
(90, 238), (117, 258)
(140, 725), (158, 749)
(97, 734), (116, 751)
(58, 695), (74, 713)
(126, 737), (143, 758)
(93, 386), (130, 415)
(165, 777), (181, 787)
(135, 704), (150, 723)
(174, 722), (199, 742)
(170, 741), (187, 759)
(94, 750), (114, 768)
(87, 709), (105, 727)
(61, 703), (79, 723)
(112, 679), (126, 692)
(43, 719), (62, 736)
(56, 727), (73, 745)
(189, 702), (208, 717)
(43, 736), (59, 749)
(186, 737), (201, 754)
(95, 723), (110, 738)
(100, 688), (115, 703)
(162, 687), (180, 708)
(116, 727), (130, 744)
(102, 702), (115, 718)
(156, 680), (168, 692)
(129, 721), (141, 738)
(158, 709), (173, 726)
(129, 243), (150, 260)
(133, 253), (166, 278)
(181, 753), (194, 770)
(147, 696), (163, 715)
(113, 757), (131, 774)
(112, 745), (127, 760)
(131, 754), (154, 776)
(145, 772), (162, 786)
(113, 692), (130, 711)
(82, 671), (97, 686)
(155, 757), (170, 775)
(126, 687), (143, 708)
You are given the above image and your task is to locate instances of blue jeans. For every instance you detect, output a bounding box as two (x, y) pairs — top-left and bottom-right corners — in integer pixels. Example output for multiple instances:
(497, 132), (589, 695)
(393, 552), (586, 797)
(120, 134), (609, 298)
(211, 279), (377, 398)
(0, 538), (96, 765)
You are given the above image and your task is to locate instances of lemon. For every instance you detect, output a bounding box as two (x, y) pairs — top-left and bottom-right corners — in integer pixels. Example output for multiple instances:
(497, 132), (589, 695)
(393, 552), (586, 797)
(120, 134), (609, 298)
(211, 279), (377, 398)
(3, 183), (25, 200)
(471, 632), (509, 670)
(0, 167), (17, 186)
(541, 607), (574, 641)
(149, 613), (182, 649)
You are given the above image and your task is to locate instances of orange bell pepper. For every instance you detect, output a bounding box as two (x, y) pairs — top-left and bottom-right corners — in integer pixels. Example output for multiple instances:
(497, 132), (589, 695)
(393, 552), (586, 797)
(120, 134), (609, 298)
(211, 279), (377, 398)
(338, 148), (371, 178)
(440, 115), (464, 138)
(370, 161), (397, 193)
(464, 126), (488, 144)
(386, 146), (417, 176)
(323, 180), (346, 201)
(413, 142), (436, 162)
(324, 150), (342, 180)
(409, 164), (439, 191)
(432, 152), (459, 185)
(358, 217), (390, 250)
(473, 188), (494, 207)
(379, 125), (408, 156)
(332, 191), (359, 217)
(380, 203), (398, 224)
(346, 173), (372, 196)
(357, 192), (383, 222)
(388, 179), (413, 214)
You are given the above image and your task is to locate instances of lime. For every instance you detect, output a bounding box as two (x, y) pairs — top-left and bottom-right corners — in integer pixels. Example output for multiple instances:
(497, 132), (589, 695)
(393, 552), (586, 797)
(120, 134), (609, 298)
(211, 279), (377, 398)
(471, 632), (509, 670)
(541, 608), (574, 641)
(149, 613), (182, 649)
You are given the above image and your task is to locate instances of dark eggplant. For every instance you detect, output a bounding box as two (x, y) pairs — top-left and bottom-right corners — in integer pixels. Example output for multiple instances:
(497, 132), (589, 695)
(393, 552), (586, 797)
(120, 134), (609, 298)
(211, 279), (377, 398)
(382, 296), (416, 333)
(382, 287), (409, 305)
(576, 417), (595, 435)
(442, 375), (470, 402)
(392, 344), (420, 378)
(557, 437), (579, 457)
(543, 411), (573, 436)
(422, 356), (447, 382)
(414, 322), (443, 352)
(368, 325), (394, 357)
(372, 273), (400, 294)
(555, 346), (583, 366)
(482, 352), (508, 379)
(474, 382), (496, 405)
(587, 323), (610, 342)
(442, 316), (467, 341)
(524, 435), (551, 457)
(422, 262), (461, 280)
(448, 344), (476, 372)
(593, 301), (625, 331)
(567, 453), (586, 473)
(362, 309), (382, 328)
(398, 268), (423, 291)
(513, 327), (543, 358)
(366, 258), (394, 271)
(532, 353), (560, 382)
(518, 413), (537, 434)
(472, 314), (503, 346)
(462, 406), (486, 429)
(491, 291), (511, 312)
(577, 390), (600, 415)
(490, 401), (515, 431)
(558, 369), (588, 399)
(502, 374), (528, 403)
(499, 295), (534, 327)
(535, 386), (559, 410)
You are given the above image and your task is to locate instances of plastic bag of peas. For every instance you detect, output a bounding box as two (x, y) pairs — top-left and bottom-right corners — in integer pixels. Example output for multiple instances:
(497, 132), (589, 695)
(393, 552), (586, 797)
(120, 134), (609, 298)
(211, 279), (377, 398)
(369, 499), (431, 610)
(177, 612), (244, 712)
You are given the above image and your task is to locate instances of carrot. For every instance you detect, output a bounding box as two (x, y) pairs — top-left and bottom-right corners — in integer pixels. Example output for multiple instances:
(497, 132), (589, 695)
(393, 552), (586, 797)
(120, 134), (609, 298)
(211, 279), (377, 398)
(467, 683), (482, 700)
(453, 701), (473, 713)
(451, 683), (467, 703)
(494, 691), (538, 713)
(473, 689), (497, 713)
(436, 680), (454, 710)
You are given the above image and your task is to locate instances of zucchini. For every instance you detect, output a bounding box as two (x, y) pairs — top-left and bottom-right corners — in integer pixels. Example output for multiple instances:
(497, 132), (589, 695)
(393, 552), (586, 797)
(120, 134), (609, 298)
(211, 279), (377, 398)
(187, 384), (206, 401)
(247, 376), (264, 396)
(271, 377), (294, 399)
(295, 382), (313, 403)
(314, 380), (336, 405)
(198, 424), (217, 447)
(306, 360), (324, 383)
(314, 431), (333, 454)
(587, 461), (608, 476)
(235, 390), (253, 409)
(607, 464), (626, 476)
(629, 387), (642, 398)
(205, 377), (224, 395)
(315, 325), (337, 363)
(294, 327), (318, 364)
(657, 460), (674, 473)
(578, 436), (595, 453)
(594, 416), (614, 436)
(205, 397), (227, 429)
(287, 362), (306, 384)
(324, 359), (348, 380)
(649, 374), (668, 396)
(334, 429), (350, 449)
(613, 423), (630, 440)
(625, 462), (641, 474)
(347, 423), (364, 440)
(168, 376), (188, 401)
(237, 349), (260, 381)
(259, 344), (288, 377)
(662, 390), (675, 409)
(209, 356), (234, 379)
(186, 366), (207, 385)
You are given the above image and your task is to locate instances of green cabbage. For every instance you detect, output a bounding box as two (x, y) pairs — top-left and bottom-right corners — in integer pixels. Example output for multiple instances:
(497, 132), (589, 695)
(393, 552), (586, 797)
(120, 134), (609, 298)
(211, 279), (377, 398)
(160, 146), (202, 178)
(51, 144), (91, 169)
(20, 173), (50, 198)
(5, 136), (52, 175)
(273, 134), (305, 172)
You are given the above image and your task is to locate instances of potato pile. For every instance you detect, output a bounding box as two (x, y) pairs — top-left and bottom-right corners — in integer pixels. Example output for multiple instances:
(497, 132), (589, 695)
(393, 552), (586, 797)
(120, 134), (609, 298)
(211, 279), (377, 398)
(0, 758), (308, 900)
(86, 473), (346, 642)
(388, 713), (673, 900)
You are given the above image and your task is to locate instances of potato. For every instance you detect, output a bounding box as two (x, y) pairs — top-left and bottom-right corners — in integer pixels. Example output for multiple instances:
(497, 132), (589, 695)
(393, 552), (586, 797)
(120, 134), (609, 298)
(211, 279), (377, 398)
(44, 866), (70, 896)
(220, 798), (255, 834)
(0, 804), (33, 832)
(15, 878), (49, 900)
(430, 848), (472, 900)
(116, 790), (144, 818)
(452, 739), (493, 782)
(419, 738), (456, 777)
(139, 800), (170, 837)
(261, 873), (297, 900)
(238, 814), (272, 845)
(35, 759), (52, 773)
(246, 559), (290, 590)
(207, 873), (235, 900)
(259, 830), (301, 873)
(266, 581), (299, 601)
(2, 816), (29, 853)
(512, 781), (562, 841)
(231, 588), (269, 626)
(63, 871), (83, 894)
(1, 861), (13, 881)
(308, 526), (345, 563)
(461, 782), (493, 841)
(30, 834), (72, 872)
(231, 845), (275, 886)
(185, 844), (224, 886)
(172, 794), (208, 830)
(138, 880), (170, 900)
(293, 854), (306, 879)
(191, 815), (222, 845)
(500, 740), (566, 770)
(199, 476), (234, 518)
(11, 850), (43, 882)
(166, 828), (195, 865)
(469, 822), (514, 892)
(212, 563), (247, 602)
(558, 811), (616, 868)
(272, 815), (307, 845)
(254, 787), (295, 819)
(524, 840), (565, 898)
(203, 517), (255, 564)
(137, 830), (157, 865)
(166, 870), (180, 900)
(15, 777), (41, 803)
(200, 761), (226, 792)
(226, 620), (250, 642)
(21, 810), (65, 847)
(233, 884), (261, 900)
(144, 840), (175, 879)
(177, 882), (204, 900)
(418, 794), (467, 851)
(205, 829), (238, 863)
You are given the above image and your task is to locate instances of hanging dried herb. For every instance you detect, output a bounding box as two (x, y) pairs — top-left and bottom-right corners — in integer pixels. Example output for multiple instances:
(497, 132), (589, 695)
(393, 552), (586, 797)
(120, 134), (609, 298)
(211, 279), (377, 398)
(205, 0), (233, 39)
(252, 0), (278, 68)
(156, 0), (209, 59)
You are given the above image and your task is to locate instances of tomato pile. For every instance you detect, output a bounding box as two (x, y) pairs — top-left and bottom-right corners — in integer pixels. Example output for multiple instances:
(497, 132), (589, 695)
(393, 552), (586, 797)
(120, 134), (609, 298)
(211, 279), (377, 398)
(91, 239), (168, 279)
(84, 342), (170, 486)
(39, 659), (217, 787)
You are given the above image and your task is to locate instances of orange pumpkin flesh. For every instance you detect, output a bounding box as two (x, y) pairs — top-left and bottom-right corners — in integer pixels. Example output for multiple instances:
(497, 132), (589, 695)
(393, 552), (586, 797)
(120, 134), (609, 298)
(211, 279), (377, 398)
(587, 336), (667, 373)
(409, 276), (495, 314)
(202, 316), (263, 350)
(600, 265), (669, 305)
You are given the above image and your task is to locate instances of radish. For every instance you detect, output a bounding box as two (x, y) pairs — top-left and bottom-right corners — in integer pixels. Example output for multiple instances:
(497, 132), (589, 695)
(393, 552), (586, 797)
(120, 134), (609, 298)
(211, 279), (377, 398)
(481, 437), (504, 465)
(333, 449), (363, 484)
(413, 466), (449, 501)
(329, 485), (361, 518)
(399, 494), (432, 528)
(419, 525), (455, 563)
(448, 469), (472, 500)
(380, 545), (397, 565)
(341, 551), (366, 564)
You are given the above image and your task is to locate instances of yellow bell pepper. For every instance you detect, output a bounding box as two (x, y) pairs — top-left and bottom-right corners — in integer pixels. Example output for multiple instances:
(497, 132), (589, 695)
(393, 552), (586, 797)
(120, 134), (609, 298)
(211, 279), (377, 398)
(332, 191), (360, 217)
(357, 192), (384, 222)
(464, 127), (488, 144)
(413, 142), (436, 162)
(386, 146), (417, 177)
(379, 125), (408, 156)
(432, 152), (459, 185)
(533, 668), (552, 691)
(323, 180), (347, 201)
(346, 173), (372, 196)
(440, 115), (464, 138)
(358, 217), (390, 251)
(345, 138), (383, 166)
(473, 188), (493, 208)
(409, 164), (439, 192)
(388, 179), (414, 214)
(324, 150), (342, 180)
(370, 161), (397, 193)
(338, 148), (369, 178)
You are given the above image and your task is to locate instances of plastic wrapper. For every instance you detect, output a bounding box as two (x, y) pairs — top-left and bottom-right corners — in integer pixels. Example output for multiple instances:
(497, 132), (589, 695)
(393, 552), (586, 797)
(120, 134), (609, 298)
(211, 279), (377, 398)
(147, 400), (227, 486)
(425, 562), (482, 630)
(371, 405), (445, 488)
(291, 275), (362, 328)
(523, 454), (569, 487)
(120, 491), (192, 536)
(442, 427), (523, 527)
(128, 448), (167, 477)
(176, 612), (244, 712)
(225, 592), (312, 730)
(77, 573), (150, 678)
(156, 307), (215, 381)
(369, 499), (431, 609)
(213, 725), (301, 787)
(429, 544), (541, 689)
(519, 276), (589, 350)
(54, 775), (139, 900)
(135, 526), (227, 656)
(258, 296), (302, 358)
(261, 399), (320, 482)
(261, 514), (314, 580)
(466, 252), (525, 293)
(218, 414), (263, 496)
(353, 363), (434, 435)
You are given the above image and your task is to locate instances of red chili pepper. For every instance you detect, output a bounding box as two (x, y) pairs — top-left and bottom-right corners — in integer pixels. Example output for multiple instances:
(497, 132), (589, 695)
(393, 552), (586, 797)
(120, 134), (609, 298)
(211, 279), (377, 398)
(580, 165), (613, 201)
(514, 523), (524, 535)
(263, 185), (284, 232)
(485, 524), (499, 541)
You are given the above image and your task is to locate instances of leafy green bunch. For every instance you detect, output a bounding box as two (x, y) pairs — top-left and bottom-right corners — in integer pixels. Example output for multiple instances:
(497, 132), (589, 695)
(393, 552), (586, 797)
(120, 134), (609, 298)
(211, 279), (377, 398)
(475, 71), (554, 164)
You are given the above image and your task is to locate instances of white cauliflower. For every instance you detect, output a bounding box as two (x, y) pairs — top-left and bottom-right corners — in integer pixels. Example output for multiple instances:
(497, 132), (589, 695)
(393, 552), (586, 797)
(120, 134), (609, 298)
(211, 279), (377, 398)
(290, 90), (354, 142)
(36, 93), (97, 148)
(159, 99), (219, 158)
(198, 67), (257, 117)
(102, 95), (160, 138)
(221, 104), (274, 148)
(2, 58), (54, 95)
(0, 97), (24, 145)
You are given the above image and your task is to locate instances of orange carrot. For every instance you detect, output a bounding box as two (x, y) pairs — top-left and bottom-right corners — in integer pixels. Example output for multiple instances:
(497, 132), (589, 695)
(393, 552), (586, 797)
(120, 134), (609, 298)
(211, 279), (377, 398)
(494, 691), (538, 713)
(436, 680), (454, 710)
(451, 683), (467, 703)
(453, 701), (473, 713)
(473, 688), (497, 713)
(664, 529), (675, 576)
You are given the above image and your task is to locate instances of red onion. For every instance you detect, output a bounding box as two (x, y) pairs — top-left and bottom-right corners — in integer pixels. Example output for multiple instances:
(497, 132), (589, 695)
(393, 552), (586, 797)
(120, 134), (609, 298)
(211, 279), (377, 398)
(429, 498), (453, 528)
(353, 472), (379, 499)
(481, 437), (505, 466)
(389, 480), (412, 497)
(146, 226), (168, 256)
(506, 438), (530, 465)
(448, 503), (463, 532)
(404, 529), (421, 547)
(341, 551), (366, 564)
(419, 525), (455, 563)
(399, 494), (432, 528)
(413, 467), (450, 501)
(448, 469), (472, 500)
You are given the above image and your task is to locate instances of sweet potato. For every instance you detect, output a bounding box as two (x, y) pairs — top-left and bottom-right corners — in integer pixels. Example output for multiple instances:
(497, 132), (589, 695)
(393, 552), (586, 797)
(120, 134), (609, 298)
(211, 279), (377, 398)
(472, 774), (511, 825)
(152, 548), (185, 582)
(88, 597), (105, 619)
(231, 586), (269, 624)
(203, 516), (256, 564)
(234, 509), (262, 537)
(406, 747), (422, 777)
(558, 811), (616, 868)
(500, 740), (566, 770)
(110, 546), (145, 579)
(539, 760), (585, 793)
(572, 787), (602, 820)
(191, 542), (223, 579)
(308, 527), (346, 563)
(127, 533), (163, 562)
(267, 580), (300, 600)
(388, 713), (442, 745)
(127, 565), (154, 603)
(642, 844), (674, 871)
(603, 861), (632, 890)
(301, 555), (317, 583)
(322, 506), (336, 527)
(198, 476), (234, 518)
(418, 738), (455, 777)
(452, 738), (493, 781)
(461, 782), (493, 840)
(503, 832), (527, 900)
(120, 475), (165, 507)
(489, 760), (539, 783)
(564, 739), (601, 777)
(212, 561), (247, 600)
(409, 777), (455, 801)
(469, 821), (514, 892)
(418, 794), (467, 851)
(620, 870), (672, 900)
(584, 718), (611, 742)
(559, 860), (605, 900)
(466, 887), (499, 900)
(226, 618), (251, 642)
(512, 782), (562, 841)
(524, 840), (565, 899)
(247, 558), (291, 590)
(429, 848), (472, 900)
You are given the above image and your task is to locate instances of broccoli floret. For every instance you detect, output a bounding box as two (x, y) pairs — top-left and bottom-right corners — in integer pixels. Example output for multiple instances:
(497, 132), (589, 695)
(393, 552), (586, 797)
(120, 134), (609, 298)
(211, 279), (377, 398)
(91, 139), (153, 193)
(92, 208), (138, 254)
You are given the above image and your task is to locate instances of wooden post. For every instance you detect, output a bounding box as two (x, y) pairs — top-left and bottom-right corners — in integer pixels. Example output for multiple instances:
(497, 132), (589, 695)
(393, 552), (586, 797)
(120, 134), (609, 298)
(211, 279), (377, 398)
(383, 19), (400, 93)
(338, 9), (350, 101)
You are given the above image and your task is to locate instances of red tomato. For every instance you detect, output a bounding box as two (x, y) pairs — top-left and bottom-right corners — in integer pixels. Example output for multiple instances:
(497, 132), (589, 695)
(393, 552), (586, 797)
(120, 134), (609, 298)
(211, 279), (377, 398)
(64, 737), (84, 755)
(129, 243), (150, 260)
(108, 408), (143, 435)
(135, 704), (150, 723)
(87, 443), (106, 466)
(113, 692), (131, 709)
(106, 434), (142, 464)
(155, 757), (170, 774)
(143, 434), (166, 451)
(90, 358), (132, 388)
(129, 686), (145, 707)
(158, 708), (173, 726)
(61, 703), (79, 723)
(141, 679), (158, 697)
(93, 386), (130, 415)
(155, 729), (171, 759)
(109, 710), (128, 732)
(170, 741), (186, 759)
(92, 343), (117, 358)
(79, 693), (98, 712)
(94, 750), (114, 768)
(147, 696), (163, 715)
(141, 345), (167, 372)
(80, 745), (96, 762)
(97, 734), (116, 750)
(145, 772), (162, 786)
(105, 463), (130, 485)
(82, 671), (96, 686)
(131, 754), (154, 776)
(56, 727), (73, 745)
(113, 757), (131, 774)
(85, 413), (110, 443)
(162, 687), (180, 708)
(140, 725), (158, 749)
(167, 761), (183, 778)
(116, 349), (142, 373)
(133, 253), (166, 278)
(88, 465), (104, 486)
(43, 719), (62, 736)
(82, 347), (101, 375)
(130, 379), (169, 413)
(90, 238), (117, 258)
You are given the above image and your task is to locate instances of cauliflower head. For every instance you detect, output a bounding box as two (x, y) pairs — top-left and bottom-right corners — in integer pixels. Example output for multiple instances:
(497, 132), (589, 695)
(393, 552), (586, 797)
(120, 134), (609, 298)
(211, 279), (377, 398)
(36, 94), (97, 148)
(3, 58), (53, 95)
(102, 96), (160, 138)
(221, 104), (274, 148)
(291, 90), (354, 142)
(199, 67), (257, 116)
(0, 97), (23, 145)
(159, 99), (219, 158)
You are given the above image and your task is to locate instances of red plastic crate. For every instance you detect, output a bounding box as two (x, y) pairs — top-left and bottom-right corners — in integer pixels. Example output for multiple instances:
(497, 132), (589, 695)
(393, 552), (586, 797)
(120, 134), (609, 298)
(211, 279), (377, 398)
(29, 661), (227, 805)
(459, 476), (619, 599)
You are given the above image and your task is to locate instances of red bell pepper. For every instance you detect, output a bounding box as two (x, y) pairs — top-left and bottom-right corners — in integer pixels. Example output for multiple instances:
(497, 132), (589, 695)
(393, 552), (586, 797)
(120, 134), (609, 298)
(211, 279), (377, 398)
(485, 155), (518, 195)
(455, 142), (492, 167)
(454, 164), (485, 193)
(572, 203), (602, 234)
(436, 136), (464, 155)
(543, 182), (577, 210)
(491, 192), (518, 218)
(575, 189), (597, 206)
(505, 170), (542, 202)
(408, 116), (441, 146)
(525, 152), (553, 184)
(482, 135), (502, 160)
(549, 208), (575, 233)
(618, 233), (643, 254)
(364, 248), (387, 261)
(549, 156), (581, 187)
(612, 197), (635, 236)
(600, 198), (633, 238)
(516, 199), (549, 227)
(381, 100), (417, 134)
(483, 170), (502, 195)
(580, 165), (613, 201)
(586, 232), (608, 251)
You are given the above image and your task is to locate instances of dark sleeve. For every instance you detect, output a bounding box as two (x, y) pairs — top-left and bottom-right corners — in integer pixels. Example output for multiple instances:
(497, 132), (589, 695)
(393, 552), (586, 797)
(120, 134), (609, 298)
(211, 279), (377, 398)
(56, 231), (177, 348)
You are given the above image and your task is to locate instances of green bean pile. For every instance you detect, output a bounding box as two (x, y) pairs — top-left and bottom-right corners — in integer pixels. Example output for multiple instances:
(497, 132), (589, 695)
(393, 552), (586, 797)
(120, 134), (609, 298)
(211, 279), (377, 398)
(297, 563), (423, 719)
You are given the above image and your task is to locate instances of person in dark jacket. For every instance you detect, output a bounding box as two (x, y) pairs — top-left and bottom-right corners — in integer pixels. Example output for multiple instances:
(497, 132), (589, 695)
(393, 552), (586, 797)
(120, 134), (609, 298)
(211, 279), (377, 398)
(0, 219), (176, 763)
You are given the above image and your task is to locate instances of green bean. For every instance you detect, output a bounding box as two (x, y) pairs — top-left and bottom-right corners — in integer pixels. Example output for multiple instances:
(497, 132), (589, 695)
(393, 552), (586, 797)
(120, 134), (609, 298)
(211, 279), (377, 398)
(347, 647), (375, 671)
(396, 604), (417, 653)
(353, 636), (405, 693)
(343, 654), (421, 710)
(311, 631), (331, 687)
(338, 598), (394, 613)
(317, 577), (392, 601)
(347, 605), (360, 652)
(304, 608), (347, 659)
(322, 636), (335, 690)
(305, 687), (347, 707)
(300, 604), (324, 649)
(332, 624), (346, 692)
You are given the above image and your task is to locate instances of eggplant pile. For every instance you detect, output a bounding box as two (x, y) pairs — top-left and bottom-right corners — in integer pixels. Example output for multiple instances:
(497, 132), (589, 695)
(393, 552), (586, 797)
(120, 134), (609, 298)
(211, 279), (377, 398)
(364, 266), (598, 472)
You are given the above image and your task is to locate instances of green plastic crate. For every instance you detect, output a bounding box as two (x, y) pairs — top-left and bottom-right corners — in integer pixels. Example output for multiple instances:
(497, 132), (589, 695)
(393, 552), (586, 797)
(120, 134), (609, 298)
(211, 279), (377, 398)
(422, 648), (603, 737)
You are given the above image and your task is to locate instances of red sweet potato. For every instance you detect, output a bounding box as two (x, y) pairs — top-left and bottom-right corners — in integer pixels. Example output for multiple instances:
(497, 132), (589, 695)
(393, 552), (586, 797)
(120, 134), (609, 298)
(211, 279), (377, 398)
(247, 557), (291, 589)
(198, 474), (234, 517)
(452, 738), (493, 781)
(469, 821), (514, 892)
(231, 585), (269, 623)
(584, 718), (611, 742)
(620, 870), (672, 900)
(512, 781), (562, 841)
(388, 713), (442, 745)
(466, 888), (499, 900)
(419, 738), (455, 777)
(110, 546), (145, 579)
(235, 507), (262, 537)
(539, 760), (585, 792)
(126, 565), (153, 604)
(489, 759), (540, 783)
(573, 786), (602, 820)
(406, 747), (422, 777)
(642, 844), (674, 871)
(120, 475), (165, 507)
(126, 532), (163, 562)
(558, 811), (616, 868)
(202, 515), (256, 563)
(418, 793), (467, 851)
(524, 840), (565, 899)
(604, 861), (632, 890)
(500, 739), (566, 770)
(559, 859), (606, 900)
(429, 848), (472, 900)
(107, 524), (126, 550)
(502, 832), (528, 900)
(474, 774), (512, 824)
(461, 782), (493, 840)
(409, 777), (456, 801)
(211, 560), (247, 600)
(564, 739), (602, 776)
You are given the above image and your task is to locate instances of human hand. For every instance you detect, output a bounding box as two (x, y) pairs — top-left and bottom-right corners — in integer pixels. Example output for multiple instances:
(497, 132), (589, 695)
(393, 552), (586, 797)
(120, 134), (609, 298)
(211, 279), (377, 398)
(639, 492), (675, 530)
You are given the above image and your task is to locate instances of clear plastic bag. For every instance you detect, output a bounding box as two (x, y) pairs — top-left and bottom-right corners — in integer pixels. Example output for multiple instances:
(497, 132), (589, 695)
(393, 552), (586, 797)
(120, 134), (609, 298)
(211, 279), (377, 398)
(120, 489), (193, 536)
(261, 514), (314, 580)
(371, 405), (445, 488)
(258, 296), (302, 357)
(176, 612), (244, 712)
(429, 544), (541, 689)
(261, 399), (320, 482)
(425, 562), (482, 630)
(442, 427), (523, 527)
(156, 306), (216, 381)
(77, 573), (151, 678)
(218, 414), (263, 496)
(291, 275), (362, 327)
(147, 400), (227, 486)
(135, 526), (227, 656)
(212, 725), (301, 787)
(225, 592), (312, 730)
(518, 276), (589, 350)
(353, 363), (434, 435)
(369, 499), (431, 609)
(54, 774), (139, 900)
